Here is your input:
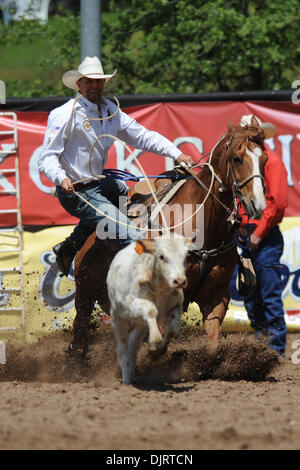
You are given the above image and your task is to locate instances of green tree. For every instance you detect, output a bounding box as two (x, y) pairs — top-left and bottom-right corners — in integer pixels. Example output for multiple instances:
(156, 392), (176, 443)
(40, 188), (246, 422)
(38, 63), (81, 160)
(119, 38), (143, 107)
(1, 0), (299, 97)
(0, 9), (81, 97)
(106, 0), (300, 93)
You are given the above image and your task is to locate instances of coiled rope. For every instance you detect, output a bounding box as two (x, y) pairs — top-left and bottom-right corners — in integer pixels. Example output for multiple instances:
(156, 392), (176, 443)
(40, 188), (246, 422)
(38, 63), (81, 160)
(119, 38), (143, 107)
(73, 133), (217, 234)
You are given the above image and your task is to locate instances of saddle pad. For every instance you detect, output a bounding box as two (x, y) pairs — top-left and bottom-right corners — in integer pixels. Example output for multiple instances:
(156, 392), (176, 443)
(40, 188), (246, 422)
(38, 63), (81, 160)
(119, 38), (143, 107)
(149, 179), (187, 223)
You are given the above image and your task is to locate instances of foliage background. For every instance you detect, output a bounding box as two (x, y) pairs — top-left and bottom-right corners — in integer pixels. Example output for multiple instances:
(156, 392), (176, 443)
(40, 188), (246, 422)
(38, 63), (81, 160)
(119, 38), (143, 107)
(1, 0), (299, 98)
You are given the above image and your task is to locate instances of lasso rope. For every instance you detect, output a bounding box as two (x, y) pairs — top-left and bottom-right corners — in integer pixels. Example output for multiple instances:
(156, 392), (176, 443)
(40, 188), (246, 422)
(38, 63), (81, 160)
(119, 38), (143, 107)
(72, 133), (217, 234)
(61, 95), (218, 235)
(64, 93), (121, 148)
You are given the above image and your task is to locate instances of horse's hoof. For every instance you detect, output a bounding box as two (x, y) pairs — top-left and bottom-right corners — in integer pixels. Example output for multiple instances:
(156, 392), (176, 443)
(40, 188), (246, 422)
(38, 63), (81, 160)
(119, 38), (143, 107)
(149, 342), (168, 360)
(206, 340), (221, 356)
(67, 342), (88, 359)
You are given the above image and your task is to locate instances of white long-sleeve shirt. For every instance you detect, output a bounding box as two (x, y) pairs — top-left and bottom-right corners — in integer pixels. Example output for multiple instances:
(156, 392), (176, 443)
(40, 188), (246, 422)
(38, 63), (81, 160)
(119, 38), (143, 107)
(39, 94), (182, 186)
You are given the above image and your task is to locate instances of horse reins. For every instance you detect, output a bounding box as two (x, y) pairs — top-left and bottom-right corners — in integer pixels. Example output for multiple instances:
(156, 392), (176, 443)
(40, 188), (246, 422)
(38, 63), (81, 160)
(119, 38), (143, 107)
(181, 165), (234, 219)
(66, 105), (264, 244)
(228, 162), (265, 193)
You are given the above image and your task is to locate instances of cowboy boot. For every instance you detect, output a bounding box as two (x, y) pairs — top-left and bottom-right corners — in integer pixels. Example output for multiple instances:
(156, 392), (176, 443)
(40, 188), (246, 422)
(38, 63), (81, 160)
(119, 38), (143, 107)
(53, 239), (79, 276)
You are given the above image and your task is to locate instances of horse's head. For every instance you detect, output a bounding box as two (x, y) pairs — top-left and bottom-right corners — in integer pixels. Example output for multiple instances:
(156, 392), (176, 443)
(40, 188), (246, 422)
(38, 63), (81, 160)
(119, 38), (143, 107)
(221, 116), (268, 220)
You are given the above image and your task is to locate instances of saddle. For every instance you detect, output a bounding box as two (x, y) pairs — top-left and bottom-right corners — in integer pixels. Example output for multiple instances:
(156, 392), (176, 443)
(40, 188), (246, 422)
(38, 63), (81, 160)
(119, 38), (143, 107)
(126, 169), (189, 228)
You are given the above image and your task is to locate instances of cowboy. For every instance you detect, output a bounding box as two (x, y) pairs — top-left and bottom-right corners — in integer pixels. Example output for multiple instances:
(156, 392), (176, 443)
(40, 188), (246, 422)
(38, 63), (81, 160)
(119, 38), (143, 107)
(39, 56), (193, 276)
(239, 114), (288, 356)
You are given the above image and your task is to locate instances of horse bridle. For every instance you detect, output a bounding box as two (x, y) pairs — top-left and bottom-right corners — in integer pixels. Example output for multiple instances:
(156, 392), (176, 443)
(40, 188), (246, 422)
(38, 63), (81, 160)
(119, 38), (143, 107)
(225, 137), (266, 196)
(227, 160), (265, 194)
(183, 136), (266, 222)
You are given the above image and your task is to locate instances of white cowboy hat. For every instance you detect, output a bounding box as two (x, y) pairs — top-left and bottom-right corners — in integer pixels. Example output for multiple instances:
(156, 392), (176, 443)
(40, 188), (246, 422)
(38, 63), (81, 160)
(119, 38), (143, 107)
(240, 114), (277, 139)
(62, 56), (117, 90)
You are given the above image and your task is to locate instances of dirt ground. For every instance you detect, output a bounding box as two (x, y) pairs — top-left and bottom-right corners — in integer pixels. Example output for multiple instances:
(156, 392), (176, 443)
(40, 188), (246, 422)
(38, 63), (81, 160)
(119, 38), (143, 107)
(0, 326), (300, 451)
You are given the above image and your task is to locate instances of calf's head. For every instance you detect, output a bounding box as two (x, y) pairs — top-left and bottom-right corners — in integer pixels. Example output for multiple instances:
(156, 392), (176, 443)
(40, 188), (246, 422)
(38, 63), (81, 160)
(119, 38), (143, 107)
(137, 234), (190, 289)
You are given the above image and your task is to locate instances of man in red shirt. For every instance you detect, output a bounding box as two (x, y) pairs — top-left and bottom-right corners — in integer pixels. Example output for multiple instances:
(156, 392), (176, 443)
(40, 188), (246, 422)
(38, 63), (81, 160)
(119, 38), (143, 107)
(239, 114), (288, 356)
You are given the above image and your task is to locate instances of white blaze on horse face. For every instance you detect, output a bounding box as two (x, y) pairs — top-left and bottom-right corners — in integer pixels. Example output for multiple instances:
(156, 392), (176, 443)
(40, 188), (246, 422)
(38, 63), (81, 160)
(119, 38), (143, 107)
(246, 146), (266, 213)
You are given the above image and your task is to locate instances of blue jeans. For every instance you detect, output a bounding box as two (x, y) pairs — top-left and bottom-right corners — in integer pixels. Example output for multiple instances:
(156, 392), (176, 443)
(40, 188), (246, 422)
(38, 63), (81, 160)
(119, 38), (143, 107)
(243, 225), (287, 355)
(56, 178), (145, 249)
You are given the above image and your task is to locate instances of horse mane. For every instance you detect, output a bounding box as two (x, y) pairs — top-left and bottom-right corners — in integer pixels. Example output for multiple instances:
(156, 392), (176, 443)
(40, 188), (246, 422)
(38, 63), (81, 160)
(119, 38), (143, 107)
(225, 124), (266, 153)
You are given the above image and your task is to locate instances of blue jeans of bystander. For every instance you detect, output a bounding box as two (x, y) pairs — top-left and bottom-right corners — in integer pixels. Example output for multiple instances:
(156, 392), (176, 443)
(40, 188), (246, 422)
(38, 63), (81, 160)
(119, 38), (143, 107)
(243, 225), (287, 355)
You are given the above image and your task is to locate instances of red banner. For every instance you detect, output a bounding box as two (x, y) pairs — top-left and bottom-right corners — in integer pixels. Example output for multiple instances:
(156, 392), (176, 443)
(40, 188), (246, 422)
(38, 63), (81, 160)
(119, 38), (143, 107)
(0, 100), (300, 226)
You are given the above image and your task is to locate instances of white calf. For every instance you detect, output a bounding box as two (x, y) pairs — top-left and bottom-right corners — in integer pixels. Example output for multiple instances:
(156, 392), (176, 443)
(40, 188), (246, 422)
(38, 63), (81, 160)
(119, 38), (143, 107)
(106, 234), (190, 385)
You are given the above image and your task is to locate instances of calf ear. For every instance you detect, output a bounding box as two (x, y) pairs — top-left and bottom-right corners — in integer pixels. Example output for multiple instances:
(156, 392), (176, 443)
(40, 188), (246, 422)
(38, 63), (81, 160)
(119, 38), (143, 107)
(137, 239), (155, 254)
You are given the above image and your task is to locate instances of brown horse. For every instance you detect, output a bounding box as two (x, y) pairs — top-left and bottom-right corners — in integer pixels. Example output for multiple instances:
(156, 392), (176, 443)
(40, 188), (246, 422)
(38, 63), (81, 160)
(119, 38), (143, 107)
(71, 117), (268, 356)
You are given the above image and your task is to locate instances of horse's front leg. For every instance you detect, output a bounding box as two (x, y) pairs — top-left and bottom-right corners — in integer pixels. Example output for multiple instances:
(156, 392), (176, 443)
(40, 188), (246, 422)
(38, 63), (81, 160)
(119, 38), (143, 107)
(198, 285), (231, 352)
(71, 242), (111, 358)
(70, 279), (98, 358)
